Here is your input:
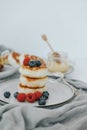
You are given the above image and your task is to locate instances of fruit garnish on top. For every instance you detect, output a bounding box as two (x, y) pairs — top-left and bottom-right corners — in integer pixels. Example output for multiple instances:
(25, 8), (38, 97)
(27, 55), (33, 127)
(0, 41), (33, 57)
(23, 56), (31, 66)
(23, 57), (42, 68)
(22, 55), (48, 70)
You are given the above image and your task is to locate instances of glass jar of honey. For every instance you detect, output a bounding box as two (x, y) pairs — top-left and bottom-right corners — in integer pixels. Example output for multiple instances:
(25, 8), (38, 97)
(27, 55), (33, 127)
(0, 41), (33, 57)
(47, 52), (69, 73)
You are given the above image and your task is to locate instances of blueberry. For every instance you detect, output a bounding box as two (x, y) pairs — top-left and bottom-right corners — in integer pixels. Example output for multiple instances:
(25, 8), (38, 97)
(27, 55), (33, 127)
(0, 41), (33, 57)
(4, 91), (11, 98)
(40, 95), (47, 100)
(42, 91), (49, 99)
(29, 60), (41, 67)
(14, 92), (19, 98)
(29, 60), (36, 67)
(38, 98), (46, 105)
(35, 60), (41, 67)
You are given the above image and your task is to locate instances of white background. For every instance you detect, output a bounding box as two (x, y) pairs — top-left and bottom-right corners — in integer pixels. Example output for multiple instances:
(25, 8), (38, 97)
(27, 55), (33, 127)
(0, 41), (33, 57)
(0, 0), (87, 59)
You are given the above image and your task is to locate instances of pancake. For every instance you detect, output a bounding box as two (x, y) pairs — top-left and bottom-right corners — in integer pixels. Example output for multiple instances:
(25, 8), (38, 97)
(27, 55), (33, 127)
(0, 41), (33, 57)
(19, 55), (48, 78)
(19, 75), (48, 87)
(19, 67), (48, 78)
(18, 84), (46, 93)
(8, 52), (20, 67)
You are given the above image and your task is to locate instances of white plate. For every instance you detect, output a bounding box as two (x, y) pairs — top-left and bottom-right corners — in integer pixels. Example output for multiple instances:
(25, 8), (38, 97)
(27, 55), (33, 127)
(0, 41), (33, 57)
(0, 65), (18, 79)
(0, 78), (75, 107)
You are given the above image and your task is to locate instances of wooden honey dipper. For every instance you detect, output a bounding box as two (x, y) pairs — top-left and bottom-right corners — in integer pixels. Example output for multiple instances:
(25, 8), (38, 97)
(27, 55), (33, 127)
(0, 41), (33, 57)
(41, 34), (60, 57)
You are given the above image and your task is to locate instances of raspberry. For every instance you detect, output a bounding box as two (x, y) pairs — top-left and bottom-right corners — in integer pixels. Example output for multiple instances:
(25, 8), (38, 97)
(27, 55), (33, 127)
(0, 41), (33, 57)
(34, 91), (42, 100)
(26, 93), (35, 103)
(23, 56), (30, 66)
(17, 93), (26, 102)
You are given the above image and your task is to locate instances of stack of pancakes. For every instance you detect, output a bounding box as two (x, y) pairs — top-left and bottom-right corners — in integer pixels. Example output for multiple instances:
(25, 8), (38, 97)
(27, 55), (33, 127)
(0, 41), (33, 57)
(19, 55), (48, 94)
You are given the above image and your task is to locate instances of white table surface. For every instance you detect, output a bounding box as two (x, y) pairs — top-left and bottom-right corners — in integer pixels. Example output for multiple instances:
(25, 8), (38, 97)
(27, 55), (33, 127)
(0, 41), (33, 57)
(66, 58), (87, 83)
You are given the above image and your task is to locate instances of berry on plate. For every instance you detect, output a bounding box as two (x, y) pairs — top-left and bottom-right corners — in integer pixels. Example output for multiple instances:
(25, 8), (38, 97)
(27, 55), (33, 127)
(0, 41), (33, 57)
(26, 93), (35, 103)
(38, 98), (46, 105)
(14, 92), (19, 98)
(4, 91), (11, 98)
(34, 91), (42, 100)
(42, 91), (49, 99)
(17, 93), (26, 102)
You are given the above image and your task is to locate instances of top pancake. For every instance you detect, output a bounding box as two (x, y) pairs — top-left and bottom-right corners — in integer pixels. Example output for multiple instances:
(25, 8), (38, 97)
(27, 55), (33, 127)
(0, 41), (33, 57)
(19, 55), (48, 78)
(22, 55), (47, 70)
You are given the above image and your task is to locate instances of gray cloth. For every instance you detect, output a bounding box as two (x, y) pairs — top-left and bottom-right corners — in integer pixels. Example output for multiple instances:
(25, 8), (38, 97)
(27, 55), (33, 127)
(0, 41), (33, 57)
(0, 78), (87, 130)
